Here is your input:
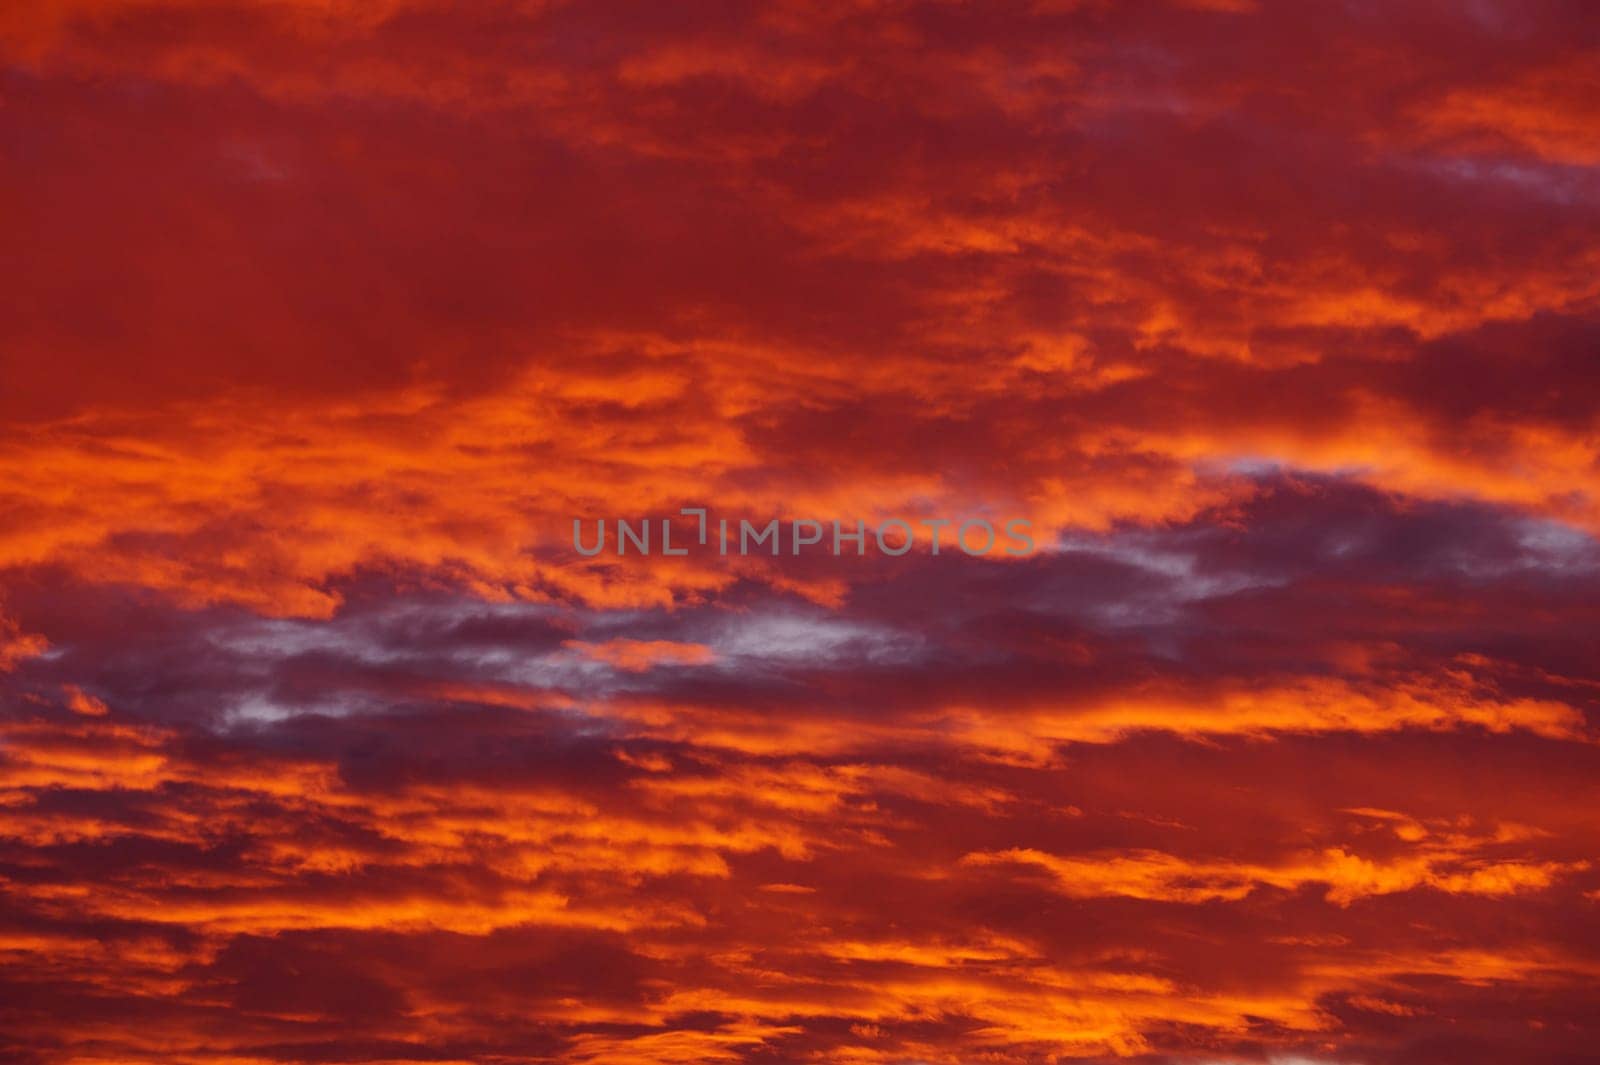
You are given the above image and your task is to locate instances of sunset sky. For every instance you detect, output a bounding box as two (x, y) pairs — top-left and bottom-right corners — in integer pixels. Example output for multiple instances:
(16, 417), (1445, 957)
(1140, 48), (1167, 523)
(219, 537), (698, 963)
(3, 2), (1600, 1063)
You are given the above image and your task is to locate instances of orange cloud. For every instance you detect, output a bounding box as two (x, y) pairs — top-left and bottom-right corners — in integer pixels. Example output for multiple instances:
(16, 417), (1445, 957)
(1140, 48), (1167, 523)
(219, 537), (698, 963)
(570, 638), (718, 672)
(3, 2), (1599, 1063)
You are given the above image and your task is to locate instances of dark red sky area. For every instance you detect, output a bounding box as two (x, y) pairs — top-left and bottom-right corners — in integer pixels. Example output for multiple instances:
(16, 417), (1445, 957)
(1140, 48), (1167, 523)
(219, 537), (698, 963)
(2, 2), (1599, 1063)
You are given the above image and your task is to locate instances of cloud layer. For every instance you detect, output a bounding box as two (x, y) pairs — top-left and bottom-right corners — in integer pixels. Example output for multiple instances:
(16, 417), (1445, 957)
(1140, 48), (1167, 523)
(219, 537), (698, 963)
(2, 1), (1598, 1062)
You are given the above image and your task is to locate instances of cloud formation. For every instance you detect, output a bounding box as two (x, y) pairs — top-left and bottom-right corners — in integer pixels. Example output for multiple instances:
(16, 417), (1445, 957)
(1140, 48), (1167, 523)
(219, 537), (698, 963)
(2, 1), (1598, 1063)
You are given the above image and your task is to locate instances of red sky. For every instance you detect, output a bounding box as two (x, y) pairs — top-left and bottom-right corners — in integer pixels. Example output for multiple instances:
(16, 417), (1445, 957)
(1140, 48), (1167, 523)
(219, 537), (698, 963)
(2, 2), (1599, 1063)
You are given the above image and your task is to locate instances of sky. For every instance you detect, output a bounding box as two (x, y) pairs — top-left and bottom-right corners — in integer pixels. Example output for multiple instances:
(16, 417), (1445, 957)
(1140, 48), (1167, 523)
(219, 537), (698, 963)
(1, 1), (1599, 1063)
